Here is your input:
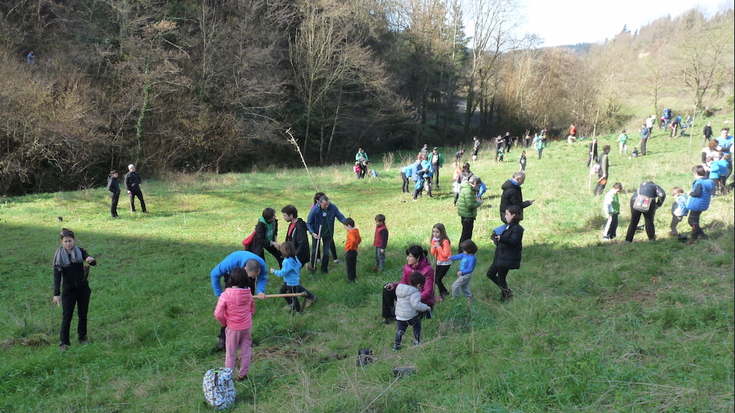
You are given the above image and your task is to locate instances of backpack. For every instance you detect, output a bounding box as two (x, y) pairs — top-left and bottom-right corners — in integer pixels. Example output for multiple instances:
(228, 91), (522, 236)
(242, 231), (256, 251)
(633, 194), (653, 212)
(202, 367), (236, 410)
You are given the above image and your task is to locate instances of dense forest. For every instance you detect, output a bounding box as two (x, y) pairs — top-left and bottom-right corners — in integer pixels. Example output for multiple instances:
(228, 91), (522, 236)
(0, 0), (733, 194)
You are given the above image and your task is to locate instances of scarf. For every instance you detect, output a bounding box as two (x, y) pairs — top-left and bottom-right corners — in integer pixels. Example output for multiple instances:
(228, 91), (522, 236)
(53, 246), (83, 270)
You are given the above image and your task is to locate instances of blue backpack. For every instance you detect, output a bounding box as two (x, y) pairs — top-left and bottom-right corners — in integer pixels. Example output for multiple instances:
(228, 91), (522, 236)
(203, 367), (236, 410)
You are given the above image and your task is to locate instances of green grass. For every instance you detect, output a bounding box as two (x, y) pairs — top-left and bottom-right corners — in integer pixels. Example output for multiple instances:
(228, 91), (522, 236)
(1, 120), (733, 412)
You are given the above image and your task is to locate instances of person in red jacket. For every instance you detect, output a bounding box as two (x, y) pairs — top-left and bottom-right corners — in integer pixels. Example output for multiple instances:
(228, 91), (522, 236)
(381, 245), (435, 324)
(373, 214), (389, 272)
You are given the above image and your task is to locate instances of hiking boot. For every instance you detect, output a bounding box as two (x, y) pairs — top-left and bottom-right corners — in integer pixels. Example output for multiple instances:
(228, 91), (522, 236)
(500, 289), (514, 301)
(392, 343), (401, 351)
(236, 375), (248, 381)
(60, 345), (69, 352)
(304, 297), (318, 308)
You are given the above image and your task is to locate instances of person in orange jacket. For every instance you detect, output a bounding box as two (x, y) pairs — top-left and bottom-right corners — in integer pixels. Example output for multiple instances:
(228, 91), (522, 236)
(344, 218), (362, 283)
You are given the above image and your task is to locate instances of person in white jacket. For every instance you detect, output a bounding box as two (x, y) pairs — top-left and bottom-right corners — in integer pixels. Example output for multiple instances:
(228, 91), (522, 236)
(393, 271), (432, 350)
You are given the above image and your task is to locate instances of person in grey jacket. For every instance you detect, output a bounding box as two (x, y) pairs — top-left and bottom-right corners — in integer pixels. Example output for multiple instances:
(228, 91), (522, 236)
(393, 271), (431, 350)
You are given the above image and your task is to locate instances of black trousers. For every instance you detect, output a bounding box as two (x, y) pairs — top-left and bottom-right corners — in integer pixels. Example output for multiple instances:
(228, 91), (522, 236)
(129, 188), (147, 212)
(110, 191), (120, 217)
(401, 172), (410, 193)
(433, 166), (440, 188)
(688, 210), (704, 239)
(625, 208), (656, 242)
(345, 250), (358, 282)
(382, 285), (397, 318)
(258, 246), (283, 268)
(60, 285), (91, 345)
(279, 283), (315, 312)
(435, 264), (451, 296)
(486, 265), (510, 292)
(311, 237), (333, 273)
(459, 217), (475, 254)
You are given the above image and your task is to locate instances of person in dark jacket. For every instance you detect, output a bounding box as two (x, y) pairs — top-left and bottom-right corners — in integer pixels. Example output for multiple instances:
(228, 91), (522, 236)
(587, 138), (599, 167)
(306, 195), (347, 274)
(486, 206), (524, 301)
(124, 164), (148, 213)
(499, 172), (534, 223)
(53, 228), (96, 351)
(107, 170), (120, 218)
(594, 145), (611, 196)
(625, 181), (667, 242)
(251, 208), (283, 268)
(702, 122), (713, 147)
(281, 205), (310, 266)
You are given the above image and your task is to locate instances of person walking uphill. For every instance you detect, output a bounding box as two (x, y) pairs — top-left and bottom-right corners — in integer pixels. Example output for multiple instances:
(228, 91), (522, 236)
(53, 228), (96, 351)
(457, 175), (484, 253)
(124, 164), (148, 213)
(107, 170), (121, 218)
(499, 172), (534, 224)
(306, 195), (347, 274)
(625, 181), (666, 243)
(486, 206), (524, 301)
(594, 145), (611, 196)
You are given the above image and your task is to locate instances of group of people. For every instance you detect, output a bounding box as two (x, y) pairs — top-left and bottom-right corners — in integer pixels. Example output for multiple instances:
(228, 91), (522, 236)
(106, 164), (148, 217)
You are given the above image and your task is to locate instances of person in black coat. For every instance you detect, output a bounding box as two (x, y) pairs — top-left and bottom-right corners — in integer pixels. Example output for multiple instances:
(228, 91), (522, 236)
(625, 181), (667, 242)
(499, 172), (534, 223)
(486, 205), (524, 301)
(587, 138), (599, 167)
(251, 208), (283, 268)
(53, 228), (96, 350)
(124, 164), (148, 213)
(281, 205), (311, 267)
(107, 170), (120, 218)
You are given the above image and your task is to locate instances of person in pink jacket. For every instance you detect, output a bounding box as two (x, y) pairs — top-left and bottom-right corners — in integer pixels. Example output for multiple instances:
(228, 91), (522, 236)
(214, 268), (255, 381)
(381, 245), (435, 324)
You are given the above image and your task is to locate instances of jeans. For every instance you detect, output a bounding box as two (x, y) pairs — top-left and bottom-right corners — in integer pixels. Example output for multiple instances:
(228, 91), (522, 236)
(459, 217), (475, 253)
(395, 316), (422, 346)
(374, 247), (385, 271)
(311, 236), (333, 273)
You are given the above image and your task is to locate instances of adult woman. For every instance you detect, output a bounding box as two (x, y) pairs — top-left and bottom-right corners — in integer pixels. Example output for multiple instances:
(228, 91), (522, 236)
(486, 206), (524, 301)
(381, 245), (435, 324)
(53, 228), (96, 351)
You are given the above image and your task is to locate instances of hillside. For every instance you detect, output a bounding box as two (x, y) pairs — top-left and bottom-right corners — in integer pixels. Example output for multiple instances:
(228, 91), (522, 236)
(0, 125), (733, 412)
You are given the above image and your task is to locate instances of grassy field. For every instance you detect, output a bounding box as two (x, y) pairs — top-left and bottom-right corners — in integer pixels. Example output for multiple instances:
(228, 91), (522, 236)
(1, 121), (733, 412)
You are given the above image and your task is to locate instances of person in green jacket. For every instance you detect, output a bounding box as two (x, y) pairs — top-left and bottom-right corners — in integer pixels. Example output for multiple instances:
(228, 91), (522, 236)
(457, 175), (484, 253)
(429, 147), (445, 190)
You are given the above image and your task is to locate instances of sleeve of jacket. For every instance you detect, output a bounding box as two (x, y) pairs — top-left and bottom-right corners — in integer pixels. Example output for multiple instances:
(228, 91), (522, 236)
(124, 174), (132, 191)
(333, 206), (347, 224)
(214, 296), (227, 327)
(690, 182), (703, 198)
(655, 186), (667, 207)
(295, 223), (310, 257)
(410, 291), (430, 313)
(306, 206), (317, 234)
(253, 221), (269, 254)
(379, 228), (388, 249)
(419, 267), (435, 304)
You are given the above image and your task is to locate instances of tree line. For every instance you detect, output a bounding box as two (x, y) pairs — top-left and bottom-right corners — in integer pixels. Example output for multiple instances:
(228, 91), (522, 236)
(0, 0), (732, 195)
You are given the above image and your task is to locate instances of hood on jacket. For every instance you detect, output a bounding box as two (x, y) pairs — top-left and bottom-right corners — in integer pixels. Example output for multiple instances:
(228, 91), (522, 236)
(501, 179), (519, 191)
(396, 283), (419, 299)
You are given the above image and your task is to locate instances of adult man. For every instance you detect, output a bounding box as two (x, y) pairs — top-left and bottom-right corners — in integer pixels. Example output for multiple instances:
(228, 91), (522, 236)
(454, 148), (465, 160)
(499, 171), (535, 223)
(457, 175), (484, 253)
(595, 145), (611, 196)
(210, 251), (268, 349)
(587, 138), (599, 168)
(429, 147), (444, 190)
(281, 205), (310, 267)
(640, 124), (650, 155)
(702, 122), (713, 147)
(306, 195), (346, 274)
(472, 137), (480, 161)
(625, 181), (666, 242)
(124, 164), (148, 213)
(503, 132), (512, 154)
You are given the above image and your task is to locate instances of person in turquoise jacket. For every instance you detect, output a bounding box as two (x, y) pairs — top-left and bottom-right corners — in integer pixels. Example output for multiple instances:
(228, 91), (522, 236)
(685, 165), (714, 245)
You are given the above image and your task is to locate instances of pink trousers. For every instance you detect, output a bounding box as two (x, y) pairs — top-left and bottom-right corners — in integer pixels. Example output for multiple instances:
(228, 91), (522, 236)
(225, 327), (252, 377)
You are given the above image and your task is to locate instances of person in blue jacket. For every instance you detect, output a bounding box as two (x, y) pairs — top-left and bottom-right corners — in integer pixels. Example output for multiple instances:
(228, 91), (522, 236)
(210, 251), (268, 349)
(685, 165), (714, 245)
(401, 163), (414, 193)
(306, 195), (347, 274)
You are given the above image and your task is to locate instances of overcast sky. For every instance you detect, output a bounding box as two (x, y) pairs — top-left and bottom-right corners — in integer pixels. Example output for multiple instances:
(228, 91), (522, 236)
(518, 0), (730, 47)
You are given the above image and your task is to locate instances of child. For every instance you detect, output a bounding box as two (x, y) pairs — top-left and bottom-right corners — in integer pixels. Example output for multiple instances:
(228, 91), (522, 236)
(107, 170), (120, 218)
(400, 163), (414, 193)
(631, 147), (639, 158)
(53, 228), (96, 351)
(353, 162), (361, 179)
(449, 240), (478, 299)
(452, 162), (462, 206)
(602, 182), (623, 240)
(486, 205), (524, 301)
(519, 151), (527, 172)
(214, 268), (255, 381)
(685, 165), (714, 245)
(496, 146), (505, 162)
(670, 187), (689, 236)
(393, 271), (431, 350)
(344, 218), (362, 282)
(373, 214), (389, 272)
(270, 241), (317, 312)
(429, 223), (452, 299)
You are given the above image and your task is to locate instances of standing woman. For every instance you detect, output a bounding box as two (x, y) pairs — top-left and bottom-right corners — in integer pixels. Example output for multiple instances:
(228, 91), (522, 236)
(486, 206), (524, 301)
(430, 223), (452, 300)
(53, 228), (96, 351)
(381, 245), (435, 324)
